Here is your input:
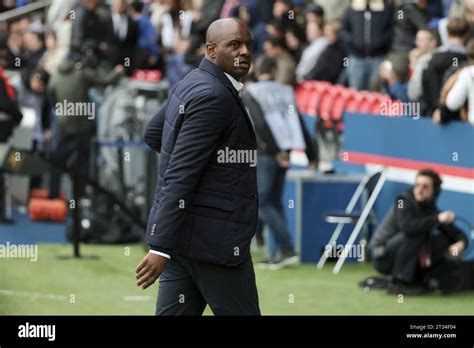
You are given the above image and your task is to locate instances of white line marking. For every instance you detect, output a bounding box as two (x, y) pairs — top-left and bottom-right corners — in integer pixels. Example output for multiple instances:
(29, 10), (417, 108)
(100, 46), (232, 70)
(122, 295), (153, 302)
(0, 289), (67, 301)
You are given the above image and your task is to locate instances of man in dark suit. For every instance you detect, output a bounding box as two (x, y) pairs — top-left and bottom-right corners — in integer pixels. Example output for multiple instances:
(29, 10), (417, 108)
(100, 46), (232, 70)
(108, 0), (138, 74)
(135, 18), (260, 315)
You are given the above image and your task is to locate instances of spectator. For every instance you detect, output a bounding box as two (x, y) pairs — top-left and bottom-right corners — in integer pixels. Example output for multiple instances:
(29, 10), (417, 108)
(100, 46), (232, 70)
(421, 17), (469, 116)
(130, 1), (159, 70)
(220, 0), (242, 18)
(242, 56), (317, 269)
(304, 3), (325, 24)
(0, 0), (15, 13)
(445, 39), (474, 125)
(185, 0), (225, 66)
(341, 0), (393, 91)
(4, 25), (23, 69)
(438, 0), (474, 47)
(390, 0), (427, 56)
(370, 169), (468, 295)
(21, 27), (46, 78)
(11, 68), (51, 193)
(109, 0), (138, 74)
(232, 2), (269, 58)
(407, 28), (440, 102)
(70, 0), (113, 61)
(315, 0), (351, 21)
(265, 19), (284, 39)
(284, 26), (305, 62)
(165, 37), (194, 88)
(47, 0), (79, 34)
(296, 19), (328, 81)
(264, 37), (296, 85)
(0, 34), (23, 224)
(156, 0), (193, 52)
(189, 0), (225, 38)
(272, 0), (305, 39)
(40, 31), (68, 75)
(379, 58), (410, 102)
(248, 0), (274, 23)
(11, 67), (51, 157)
(304, 20), (347, 83)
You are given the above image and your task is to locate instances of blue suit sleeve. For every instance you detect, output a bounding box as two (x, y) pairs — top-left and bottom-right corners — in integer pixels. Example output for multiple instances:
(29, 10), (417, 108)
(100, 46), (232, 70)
(146, 92), (231, 250)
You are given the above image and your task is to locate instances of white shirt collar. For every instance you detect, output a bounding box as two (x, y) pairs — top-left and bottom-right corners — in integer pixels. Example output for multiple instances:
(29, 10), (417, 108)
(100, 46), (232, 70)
(224, 73), (244, 93)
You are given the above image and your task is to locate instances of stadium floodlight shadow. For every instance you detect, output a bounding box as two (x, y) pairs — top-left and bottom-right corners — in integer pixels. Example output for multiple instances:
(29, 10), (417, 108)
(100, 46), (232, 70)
(317, 169), (387, 274)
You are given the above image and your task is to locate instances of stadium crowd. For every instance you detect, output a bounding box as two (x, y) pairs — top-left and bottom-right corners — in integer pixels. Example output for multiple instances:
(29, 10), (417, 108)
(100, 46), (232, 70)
(0, 0), (473, 229)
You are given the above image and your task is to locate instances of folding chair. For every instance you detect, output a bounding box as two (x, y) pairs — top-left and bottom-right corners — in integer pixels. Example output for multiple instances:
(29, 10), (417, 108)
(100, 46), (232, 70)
(316, 169), (387, 274)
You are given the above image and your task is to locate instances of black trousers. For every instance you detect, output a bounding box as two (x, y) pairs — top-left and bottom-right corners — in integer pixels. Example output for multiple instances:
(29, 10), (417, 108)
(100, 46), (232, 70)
(373, 230), (452, 283)
(156, 253), (260, 315)
(49, 131), (94, 199)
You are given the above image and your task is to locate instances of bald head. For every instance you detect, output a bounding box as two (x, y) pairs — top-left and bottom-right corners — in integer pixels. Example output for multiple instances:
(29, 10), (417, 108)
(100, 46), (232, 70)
(205, 18), (254, 79)
(206, 18), (245, 45)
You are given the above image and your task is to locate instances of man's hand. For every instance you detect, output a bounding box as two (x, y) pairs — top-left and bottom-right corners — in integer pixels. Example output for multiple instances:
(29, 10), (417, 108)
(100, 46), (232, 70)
(114, 64), (126, 75)
(135, 253), (169, 290)
(432, 108), (441, 124)
(447, 240), (466, 258)
(308, 161), (318, 171)
(275, 151), (290, 168)
(438, 211), (456, 224)
(43, 129), (53, 143)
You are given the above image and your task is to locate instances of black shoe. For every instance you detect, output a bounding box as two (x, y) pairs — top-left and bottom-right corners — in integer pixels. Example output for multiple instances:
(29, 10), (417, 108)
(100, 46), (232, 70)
(387, 280), (429, 296)
(265, 252), (299, 270)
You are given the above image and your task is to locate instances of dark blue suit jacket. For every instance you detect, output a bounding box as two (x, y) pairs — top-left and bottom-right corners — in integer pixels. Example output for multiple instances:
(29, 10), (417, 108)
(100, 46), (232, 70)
(144, 58), (258, 266)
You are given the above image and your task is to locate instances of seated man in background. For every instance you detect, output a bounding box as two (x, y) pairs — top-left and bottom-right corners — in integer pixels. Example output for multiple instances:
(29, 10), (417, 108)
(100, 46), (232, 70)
(369, 169), (468, 295)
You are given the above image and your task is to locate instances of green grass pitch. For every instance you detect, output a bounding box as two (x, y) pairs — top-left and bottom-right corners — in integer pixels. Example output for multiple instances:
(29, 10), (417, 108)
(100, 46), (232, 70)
(1, 244), (473, 315)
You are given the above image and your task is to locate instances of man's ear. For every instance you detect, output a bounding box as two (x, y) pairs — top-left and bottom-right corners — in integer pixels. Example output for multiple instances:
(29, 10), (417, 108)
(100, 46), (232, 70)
(206, 43), (217, 60)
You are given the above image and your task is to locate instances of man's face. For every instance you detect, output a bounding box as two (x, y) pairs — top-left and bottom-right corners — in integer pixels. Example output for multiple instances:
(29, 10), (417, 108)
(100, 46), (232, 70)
(306, 21), (322, 42)
(273, 1), (289, 18)
(465, 0), (474, 22)
(112, 0), (127, 14)
(83, 0), (101, 11)
(415, 30), (435, 53)
(207, 22), (253, 80)
(413, 175), (435, 202)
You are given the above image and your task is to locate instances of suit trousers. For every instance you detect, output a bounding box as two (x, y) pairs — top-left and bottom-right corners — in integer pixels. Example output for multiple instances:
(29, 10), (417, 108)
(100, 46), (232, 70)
(155, 252), (260, 315)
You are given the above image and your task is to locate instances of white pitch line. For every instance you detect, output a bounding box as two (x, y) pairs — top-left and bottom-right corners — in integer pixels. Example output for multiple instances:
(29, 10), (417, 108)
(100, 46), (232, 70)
(122, 295), (154, 302)
(0, 289), (67, 301)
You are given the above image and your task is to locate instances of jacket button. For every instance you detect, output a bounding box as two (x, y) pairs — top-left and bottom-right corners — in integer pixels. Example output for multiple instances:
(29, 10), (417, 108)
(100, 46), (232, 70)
(151, 224), (157, 236)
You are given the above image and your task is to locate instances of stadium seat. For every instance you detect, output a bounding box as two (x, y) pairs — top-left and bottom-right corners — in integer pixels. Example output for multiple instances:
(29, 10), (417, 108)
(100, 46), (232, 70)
(28, 197), (68, 223)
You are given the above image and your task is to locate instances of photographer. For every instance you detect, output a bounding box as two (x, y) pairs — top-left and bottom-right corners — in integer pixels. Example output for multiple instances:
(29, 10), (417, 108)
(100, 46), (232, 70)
(0, 33), (23, 223)
(48, 49), (124, 199)
(370, 169), (468, 295)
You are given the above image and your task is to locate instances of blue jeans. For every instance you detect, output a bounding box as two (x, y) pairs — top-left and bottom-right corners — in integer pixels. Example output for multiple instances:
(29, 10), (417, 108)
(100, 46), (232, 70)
(256, 154), (294, 255)
(347, 55), (383, 91)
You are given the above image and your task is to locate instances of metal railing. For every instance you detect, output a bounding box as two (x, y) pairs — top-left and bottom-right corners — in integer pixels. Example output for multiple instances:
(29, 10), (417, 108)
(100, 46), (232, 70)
(0, 0), (51, 22)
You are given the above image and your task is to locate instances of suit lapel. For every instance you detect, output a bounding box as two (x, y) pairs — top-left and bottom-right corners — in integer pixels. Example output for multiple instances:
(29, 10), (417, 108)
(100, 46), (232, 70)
(198, 59), (256, 140)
